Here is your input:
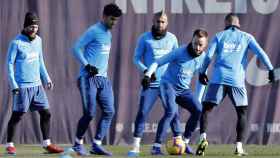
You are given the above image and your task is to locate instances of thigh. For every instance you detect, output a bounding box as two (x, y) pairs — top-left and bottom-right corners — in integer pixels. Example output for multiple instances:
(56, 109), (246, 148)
(31, 86), (49, 111)
(79, 76), (97, 116)
(176, 89), (202, 113)
(96, 77), (114, 113)
(203, 84), (226, 106)
(139, 88), (160, 113)
(228, 86), (248, 106)
(159, 82), (177, 112)
(13, 88), (31, 112)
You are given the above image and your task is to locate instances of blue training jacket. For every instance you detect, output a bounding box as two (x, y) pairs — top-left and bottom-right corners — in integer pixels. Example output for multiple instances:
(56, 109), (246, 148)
(134, 32), (178, 87)
(201, 27), (273, 87)
(7, 34), (51, 90)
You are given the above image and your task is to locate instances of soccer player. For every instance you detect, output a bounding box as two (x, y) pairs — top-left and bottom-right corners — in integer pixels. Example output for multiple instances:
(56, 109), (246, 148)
(5, 12), (64, 155)
(127, 11), (183, 157)
(71, 3), (122, 156)
(143, 29), (208, 155)
(197, 13), (275, 156)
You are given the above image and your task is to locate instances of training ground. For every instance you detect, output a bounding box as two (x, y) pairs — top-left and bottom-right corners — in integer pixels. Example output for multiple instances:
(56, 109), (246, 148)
(0, 144), (279, 158)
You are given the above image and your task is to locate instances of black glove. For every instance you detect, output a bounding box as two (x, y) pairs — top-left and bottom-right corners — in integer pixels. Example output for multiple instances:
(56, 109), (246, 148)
(199, 73), (209, 85)
(151, 73), (157, 82)
(268, 70), (275, 83)
(85, 64), (98, 77)
(144, 69), (156, 82)
(141, 76), (151, 90)
(12, 88), (20, 95)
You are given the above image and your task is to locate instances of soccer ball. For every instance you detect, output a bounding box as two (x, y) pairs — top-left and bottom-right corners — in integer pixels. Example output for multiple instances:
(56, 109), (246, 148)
(166, 137), (186, 155)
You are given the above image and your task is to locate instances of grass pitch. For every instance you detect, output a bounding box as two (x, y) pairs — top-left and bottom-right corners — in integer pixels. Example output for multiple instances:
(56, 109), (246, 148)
(0, 144), (280, 158)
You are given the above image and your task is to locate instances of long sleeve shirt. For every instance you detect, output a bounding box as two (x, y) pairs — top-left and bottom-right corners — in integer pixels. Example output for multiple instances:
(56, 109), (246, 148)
(201, 27), (273, 87)
(133, 32), (178, 87)
(73, 22), (112, 77)
(146, 45), (206, 94)
(7, 34), (51, 90)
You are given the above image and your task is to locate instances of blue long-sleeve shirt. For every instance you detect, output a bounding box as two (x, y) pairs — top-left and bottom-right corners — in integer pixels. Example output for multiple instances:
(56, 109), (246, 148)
(201, 27), (273, 87)
(6, 34), (51, 90)
(134, 32), (178, 87)
(146, 45), (206, 96)
(73, 22), (112, 77)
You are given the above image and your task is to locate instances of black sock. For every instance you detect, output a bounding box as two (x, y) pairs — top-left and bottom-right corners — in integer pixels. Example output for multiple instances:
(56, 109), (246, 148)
(7, 112), (25, 142)
(76, 114), (93, 140)
(38, 109), (51, 140)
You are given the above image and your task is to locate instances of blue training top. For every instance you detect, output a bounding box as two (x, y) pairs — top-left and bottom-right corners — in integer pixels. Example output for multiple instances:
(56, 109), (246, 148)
(201, 27), (273, 87)
(134, 32), (178, 87)
(7, 34), (51, 90)
(73, 22), (112, 77)
(146, 45), (206, 91)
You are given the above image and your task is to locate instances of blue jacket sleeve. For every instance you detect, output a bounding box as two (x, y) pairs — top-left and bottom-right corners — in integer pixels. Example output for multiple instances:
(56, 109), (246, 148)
(6, 41), (19, 90)
(146, 49), (178, 77)
(133, 35), (147, 72)
(39, 39), (51, 84)
(248, 35), (273, 70)
(200, 37), (218, 73)
(173, 36), (179, 50)
(72, 28), (95, 66)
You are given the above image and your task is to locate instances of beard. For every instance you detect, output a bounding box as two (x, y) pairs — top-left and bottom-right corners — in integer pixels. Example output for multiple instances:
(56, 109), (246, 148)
(187, 43), (201, 58)
(151, 25), (167, 40)
(21, 30), (36, 41)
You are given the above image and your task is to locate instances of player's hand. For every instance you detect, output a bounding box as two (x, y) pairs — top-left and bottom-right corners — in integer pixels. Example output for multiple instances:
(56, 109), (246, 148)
(268, 70), (275, 83)
(141, 76), (151, 90)
(144, 69), (156, 82)
(151, 73), (157, 82)
(12, 88), (20, 95)
(85, 64), (98, 77)
(45, 82), (54, 90)
(199, 73), (209, 85)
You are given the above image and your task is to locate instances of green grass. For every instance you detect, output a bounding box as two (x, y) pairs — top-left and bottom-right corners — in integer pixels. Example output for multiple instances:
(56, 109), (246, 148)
(0, 144), (280, 158)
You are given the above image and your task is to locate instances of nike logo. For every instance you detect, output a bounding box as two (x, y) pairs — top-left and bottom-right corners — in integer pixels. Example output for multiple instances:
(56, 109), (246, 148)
(246, 56), (280, 86)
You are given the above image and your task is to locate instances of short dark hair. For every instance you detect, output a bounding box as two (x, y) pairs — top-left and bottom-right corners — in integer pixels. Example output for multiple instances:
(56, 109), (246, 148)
(103, 3), (122, 17)
(154, 10), (165, 18)
(193, 29), (208, 38)
(225, 13), (239, 23)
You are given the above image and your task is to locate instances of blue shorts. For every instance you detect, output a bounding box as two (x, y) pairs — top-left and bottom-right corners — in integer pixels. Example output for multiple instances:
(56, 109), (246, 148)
(78, 76), (114, 117)
(203, 84), (248, 106)
(13, 86), (49, 112)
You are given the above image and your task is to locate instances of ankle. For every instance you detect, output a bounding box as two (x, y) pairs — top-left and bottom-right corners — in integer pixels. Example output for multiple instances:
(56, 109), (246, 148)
(6, 142), (15, 147)
(93, 139), (102, 145)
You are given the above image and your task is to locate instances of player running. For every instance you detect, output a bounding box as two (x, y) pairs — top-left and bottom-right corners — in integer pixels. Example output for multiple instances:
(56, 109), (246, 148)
(197, 13), (275, 156)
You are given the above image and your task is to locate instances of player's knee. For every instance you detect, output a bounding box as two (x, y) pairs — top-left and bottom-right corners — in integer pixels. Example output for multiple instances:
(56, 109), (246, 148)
(194, 108), (202, 117)
(195, 103), (203, 114)
(202, 102), (215, 112)
(165, 108), (176, 118)
(44, 110), (51, 119)
(236, 106), (247, 115)
(236, 106), (247, 120)
(39, 109), (51, 120)
(137, 110), (146, 119)
(104, 107), (115, 118)
(192, 107), (202, 120)
(10, 112), (25, 123)
(84, 113), (94, 121)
